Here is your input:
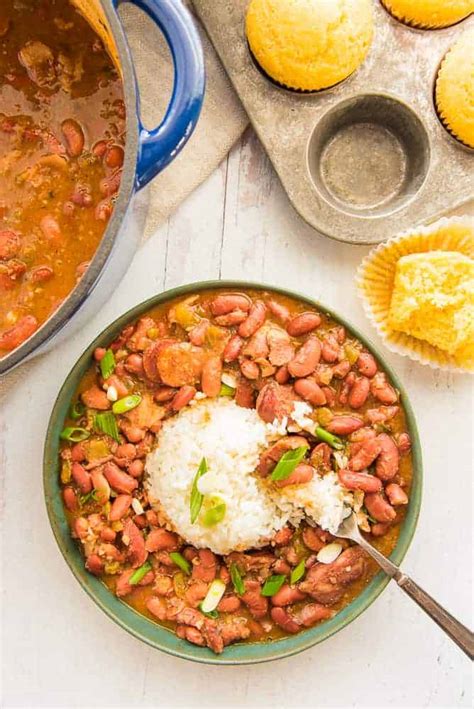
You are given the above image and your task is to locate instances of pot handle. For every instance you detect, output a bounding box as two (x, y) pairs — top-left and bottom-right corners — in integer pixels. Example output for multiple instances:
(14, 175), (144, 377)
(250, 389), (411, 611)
(116, 0), (205, 190)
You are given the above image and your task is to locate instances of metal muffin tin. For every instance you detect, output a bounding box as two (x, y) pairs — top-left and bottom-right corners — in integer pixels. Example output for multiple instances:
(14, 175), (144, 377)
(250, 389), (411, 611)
(192, 0), (473, 244)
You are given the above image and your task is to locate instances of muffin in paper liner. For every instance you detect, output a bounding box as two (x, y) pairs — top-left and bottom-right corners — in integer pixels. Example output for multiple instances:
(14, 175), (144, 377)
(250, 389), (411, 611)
(356, 217), (474, 373)
(380, 0), (473, 29)
(435, 29), (474, 150)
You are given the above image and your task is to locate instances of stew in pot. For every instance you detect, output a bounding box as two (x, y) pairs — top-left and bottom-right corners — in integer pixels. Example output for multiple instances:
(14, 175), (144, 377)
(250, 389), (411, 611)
(0, 0), (125, 353)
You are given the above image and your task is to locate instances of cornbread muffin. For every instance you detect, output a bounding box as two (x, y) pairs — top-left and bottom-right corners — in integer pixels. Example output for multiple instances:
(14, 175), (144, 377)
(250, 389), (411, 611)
(245, 0), (373, 91)
(388, 251), (474, 362)
(435, 30), (474, 149)
(381, 0), (473, 28)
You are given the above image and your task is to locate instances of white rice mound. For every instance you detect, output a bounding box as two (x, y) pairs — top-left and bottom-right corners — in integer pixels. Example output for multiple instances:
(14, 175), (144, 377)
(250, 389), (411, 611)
(146, 398), (351, 555)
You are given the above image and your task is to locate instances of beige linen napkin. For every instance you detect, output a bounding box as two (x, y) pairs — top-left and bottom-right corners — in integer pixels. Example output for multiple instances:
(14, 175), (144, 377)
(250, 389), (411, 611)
(120, 2), (248, 237)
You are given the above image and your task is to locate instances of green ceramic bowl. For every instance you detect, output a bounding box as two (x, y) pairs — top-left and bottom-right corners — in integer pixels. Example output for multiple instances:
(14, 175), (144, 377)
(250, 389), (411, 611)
(44, 281), (423, 665)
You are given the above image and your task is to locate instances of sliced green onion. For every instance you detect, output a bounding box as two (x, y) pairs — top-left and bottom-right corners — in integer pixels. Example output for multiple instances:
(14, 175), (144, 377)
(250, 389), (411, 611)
(219, 383), (235, 397)
(270, 445), (309, 482)
(199, 608), (219, 619)
(202, 498), (226, 527)
(290, 559), (306, 585)
(79, 490), (94, 506)
(200, 579), (226, 613)
(230, 563), (245, 596)
(261, 574), (286, 597)
(190, 457), (207, 524)
(169, 552), (191, 575)
(112, 394), (142, 415)
(100, 349), (116, 380)
(69, 400), (86, 420)
(129, 561), (152, 585)
(60, 426), (90, 442)
(314, 426), (344, 450)
(94, 411), (120, 442)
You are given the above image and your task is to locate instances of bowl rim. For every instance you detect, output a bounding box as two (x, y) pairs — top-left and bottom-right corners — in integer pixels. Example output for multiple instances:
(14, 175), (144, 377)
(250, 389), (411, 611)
(43, 280), (423, 665)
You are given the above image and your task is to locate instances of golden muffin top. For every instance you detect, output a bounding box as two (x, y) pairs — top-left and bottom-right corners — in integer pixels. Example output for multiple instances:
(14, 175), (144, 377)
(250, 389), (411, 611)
(381, 0), (473, 28)
(245, 0), (373, 91)
(436, 29), (474, 148)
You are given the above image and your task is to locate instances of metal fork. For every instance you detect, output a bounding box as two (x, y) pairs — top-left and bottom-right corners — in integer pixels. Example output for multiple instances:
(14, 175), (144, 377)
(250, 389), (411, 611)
(335, 513), (473, 659)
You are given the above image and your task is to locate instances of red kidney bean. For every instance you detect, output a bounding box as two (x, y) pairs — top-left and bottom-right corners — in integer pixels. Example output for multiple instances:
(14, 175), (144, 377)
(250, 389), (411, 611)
(240, 358), (260, 380)
(100, 527), (116, 542)
(297, 604), (334, 627)
(201, 356), (222, 397)
(122, 518), (148, 568)
(371, 522), (391, 537)
(223, 334), (243, 362)
(109, 494), (133, 521)
(61, 118), (84, 157)
(73, 517), (89, 539)
(375, 433), (399, 481)
(349, 437), (382, 471)
(91, 470), (111, 504)
(145, 528), (179, 552)
(39, 215), (61, 242)
(364, 493), (396, 523)
(293, 378), (326, 406)
(397, 432), (411, 454)
(238, 300), (267, 338)
(124, 353), (144, 376)
(365, 405), (399, 424)
(272, 527), (293, 547)
(100, 169), (122, 196)
(275, 463), (314, 488)
(188, 319), (209, 346)
(271, 584), (307, 607)
(71, 183), (92, 207)
(105, 145), (124, 169)
(338, 371), (355, 405)
(115, 443), (136, 460)
(71, 462), (92, 494)
(147, 596), (168, 621)
(302, 526), (328, 552)
(86, 554), (104, 576)
(321, 386), (336, 407)
(332, 359), (351, 379)
(338, 469), (382, 493)
(270, 607), (300, 634)
(71, 442), (86, 462)
(128, 459), (144, 478)
(310, 442), (331, 470)
(92, 140), (107, 157)
(105, 374), (129, 398)
(273, 559), (292, 575)
(321, 334), (340, 363)
(275, 365), (290, 384)
(326, 416), (364, 435)
(235, 378), (255, 408)
(370, 373), (398, 405)
(335, 326), (346, 344)
(214, 310), (248, 326)
(103, 462), (138, 494)
(210, 293), (251, 316)
(154, 386), (175, 402)
(385, 483), (408, 506)
(171, 385), (196, 411)
(121, 423), (146, 443)
(348, 376), (370, 409)
(288, 336), (321, 378)
(267, 300), (290, 322)
(0, 315), (38, 350)
(94, 347), (106, 362)
(357, 352), (378, 378)
(95, 198), (113, 221)
(62, 487), (78, 511)
(286, 312), (321, 337)
(244, 327), (269, 360)
(0, 229), (20, 259)
(217, 595), (242, 613)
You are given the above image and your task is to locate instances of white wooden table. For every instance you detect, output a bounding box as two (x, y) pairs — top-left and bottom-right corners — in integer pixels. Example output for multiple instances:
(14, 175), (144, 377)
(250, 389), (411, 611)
(1, 130), (472, 708)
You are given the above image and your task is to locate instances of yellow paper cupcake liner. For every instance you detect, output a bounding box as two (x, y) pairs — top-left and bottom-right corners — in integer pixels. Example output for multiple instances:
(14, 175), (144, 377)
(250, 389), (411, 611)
(356, 216), (474, 373)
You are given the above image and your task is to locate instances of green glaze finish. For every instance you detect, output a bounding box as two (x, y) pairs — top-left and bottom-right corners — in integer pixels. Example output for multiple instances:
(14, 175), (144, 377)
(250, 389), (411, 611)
(43, 280), (423, 665)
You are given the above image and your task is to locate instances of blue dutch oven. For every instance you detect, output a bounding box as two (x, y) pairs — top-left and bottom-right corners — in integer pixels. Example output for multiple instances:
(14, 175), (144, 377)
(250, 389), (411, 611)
(0, 0), (205, 376)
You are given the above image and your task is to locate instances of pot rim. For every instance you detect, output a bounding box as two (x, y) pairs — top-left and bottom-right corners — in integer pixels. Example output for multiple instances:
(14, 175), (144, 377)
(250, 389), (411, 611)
(0, 0), (138, 376)
(43, 280), (423, 665)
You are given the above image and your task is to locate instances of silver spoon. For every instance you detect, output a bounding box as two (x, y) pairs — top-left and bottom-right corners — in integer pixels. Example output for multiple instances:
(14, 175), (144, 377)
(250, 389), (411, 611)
(335, 512), (474, 659)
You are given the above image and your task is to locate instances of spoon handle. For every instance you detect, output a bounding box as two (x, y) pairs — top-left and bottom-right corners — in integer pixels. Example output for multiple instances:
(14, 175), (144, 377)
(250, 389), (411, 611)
(395, 573), (473, 660)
